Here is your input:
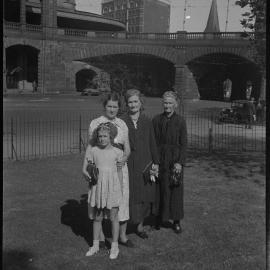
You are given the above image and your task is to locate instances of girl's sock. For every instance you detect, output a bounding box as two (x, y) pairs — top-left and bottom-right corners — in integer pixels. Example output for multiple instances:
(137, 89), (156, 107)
(86, 240), (99, 256)
(109, 242), (119, 259)
(93, 240), (100, 248)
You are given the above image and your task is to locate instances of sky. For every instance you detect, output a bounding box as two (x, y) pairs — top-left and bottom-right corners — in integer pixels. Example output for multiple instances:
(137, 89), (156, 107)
(75, 0), (249, 32)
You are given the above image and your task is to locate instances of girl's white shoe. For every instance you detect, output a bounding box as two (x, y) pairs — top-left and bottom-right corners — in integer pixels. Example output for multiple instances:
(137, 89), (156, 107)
(109, 246), (119, 259)
(85, 246), (99, 256)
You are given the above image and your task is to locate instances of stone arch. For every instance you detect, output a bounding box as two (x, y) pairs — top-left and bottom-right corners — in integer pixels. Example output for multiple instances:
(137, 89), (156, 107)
(5, 44), (40, 90)
(4, 38), (41, 51)
(184, 46), (255, 65)
(185, 50), (261, 100)
(70, 61), (110, 92)
(72, 43), (179, 64)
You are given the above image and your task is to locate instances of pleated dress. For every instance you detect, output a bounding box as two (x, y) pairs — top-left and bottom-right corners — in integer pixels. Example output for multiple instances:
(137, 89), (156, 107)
(88, 146), (123, 219)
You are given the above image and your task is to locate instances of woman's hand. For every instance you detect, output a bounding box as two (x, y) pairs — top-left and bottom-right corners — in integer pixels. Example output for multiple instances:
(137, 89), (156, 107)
(150, 164), (159, 181)
(173, 163), (182, 174)
(152, 164), (159, 172)
(116, 156), (127, 169)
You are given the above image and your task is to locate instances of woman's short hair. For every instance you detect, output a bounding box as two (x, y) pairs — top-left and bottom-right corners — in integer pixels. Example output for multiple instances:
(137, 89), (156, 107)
(102, 92), (122, 108)
(162, 91), (179, 104)
(125, 89), (144, 110)
(91, 122), (118, 146)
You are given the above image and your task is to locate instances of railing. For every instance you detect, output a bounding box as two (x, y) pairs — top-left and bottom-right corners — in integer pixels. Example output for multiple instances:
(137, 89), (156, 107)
(64, 29), (88, 37)
(26, 24), (42, 32)
(3, 111), (265, 161)
(4, 21), (255, 41)
(4, 21), (21, 30)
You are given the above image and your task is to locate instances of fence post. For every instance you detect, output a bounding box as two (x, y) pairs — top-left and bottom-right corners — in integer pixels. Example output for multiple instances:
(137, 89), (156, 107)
(11, 117), (14, 160)
(208, 127), (213, 153)
(79, 114), (82, 153)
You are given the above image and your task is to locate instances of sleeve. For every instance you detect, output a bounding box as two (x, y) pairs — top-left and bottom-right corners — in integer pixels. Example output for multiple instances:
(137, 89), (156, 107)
(149, 120), (160, 164)
(177, 118), (188, 165)
(88, 120), (95, 141)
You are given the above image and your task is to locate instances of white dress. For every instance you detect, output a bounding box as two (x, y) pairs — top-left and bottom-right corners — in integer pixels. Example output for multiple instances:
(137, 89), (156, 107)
(88, 146), (122, 211)
(88, 116), (130, 222)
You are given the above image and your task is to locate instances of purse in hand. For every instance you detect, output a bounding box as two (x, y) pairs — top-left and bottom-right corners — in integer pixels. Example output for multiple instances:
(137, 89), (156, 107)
(86, 160), (99, 186)
(142, 161), (153, 184)
(169, 169), (183, 187)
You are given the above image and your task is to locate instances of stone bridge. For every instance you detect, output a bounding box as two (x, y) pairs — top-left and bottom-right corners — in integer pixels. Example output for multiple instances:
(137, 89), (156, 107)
(4, 21), (257, 100)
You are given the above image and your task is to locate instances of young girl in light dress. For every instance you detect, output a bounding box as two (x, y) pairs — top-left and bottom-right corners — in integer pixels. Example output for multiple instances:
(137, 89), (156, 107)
(83, 122), (123, 259)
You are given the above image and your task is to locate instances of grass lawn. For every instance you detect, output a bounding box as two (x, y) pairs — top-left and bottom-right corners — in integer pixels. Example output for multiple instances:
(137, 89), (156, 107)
(3, 151), (266, 270)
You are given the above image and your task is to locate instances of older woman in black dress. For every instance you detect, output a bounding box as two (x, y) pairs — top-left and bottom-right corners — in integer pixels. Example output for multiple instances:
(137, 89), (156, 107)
(152, 91), (187, 234)
(121, 89), (159, 239)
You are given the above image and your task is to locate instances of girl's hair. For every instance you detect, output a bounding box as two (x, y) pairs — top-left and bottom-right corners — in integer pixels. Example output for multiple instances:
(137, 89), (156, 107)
(102, 92), (122, 108)
(125, 89), (144, 111)
(91, 122), (118, 146)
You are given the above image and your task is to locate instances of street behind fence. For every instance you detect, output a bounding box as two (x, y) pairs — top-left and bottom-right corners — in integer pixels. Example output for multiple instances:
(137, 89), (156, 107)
(3, 111), (265, 161)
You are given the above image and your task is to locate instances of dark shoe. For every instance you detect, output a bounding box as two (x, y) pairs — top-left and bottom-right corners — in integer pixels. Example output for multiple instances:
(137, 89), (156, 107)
(119, 239), (135, 248)
(136, 230), (148, 239)
(173, 223), (182, 234)
(155, 222), (161, 230)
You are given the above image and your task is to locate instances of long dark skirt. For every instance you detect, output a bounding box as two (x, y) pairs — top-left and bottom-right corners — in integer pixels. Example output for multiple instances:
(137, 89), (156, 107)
(158, 170), (184, 222)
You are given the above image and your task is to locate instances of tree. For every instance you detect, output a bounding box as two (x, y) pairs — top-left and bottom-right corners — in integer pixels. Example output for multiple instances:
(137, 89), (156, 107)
(235, 0), (266, 100)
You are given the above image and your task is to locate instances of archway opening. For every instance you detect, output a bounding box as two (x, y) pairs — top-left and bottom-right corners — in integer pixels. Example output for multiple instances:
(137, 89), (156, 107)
(6, 45), (39, 90)
(75, 69), (97, 92)
(80, 53), (175, 97)
(187, 53), (261, 101)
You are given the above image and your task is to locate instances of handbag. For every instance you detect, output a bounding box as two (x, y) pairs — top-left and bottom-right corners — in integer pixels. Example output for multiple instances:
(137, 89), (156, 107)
(169, 169), (183, 187)
(142, 162), (158, 184)
(86, 160), (99, 186)
(142, 161), (153, 184)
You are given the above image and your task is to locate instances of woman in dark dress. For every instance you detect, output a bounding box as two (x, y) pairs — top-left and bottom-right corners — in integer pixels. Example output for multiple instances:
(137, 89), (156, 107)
(121, 89), (159, 239)
(152, 91), (187, 234)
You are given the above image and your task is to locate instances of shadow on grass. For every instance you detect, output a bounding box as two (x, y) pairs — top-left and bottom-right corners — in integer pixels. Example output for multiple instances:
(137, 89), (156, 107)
(60, 194), (162, 244)
(60, 194), (93, 246)
(3, 249), (37, 270)
(60, 194), (117, 247)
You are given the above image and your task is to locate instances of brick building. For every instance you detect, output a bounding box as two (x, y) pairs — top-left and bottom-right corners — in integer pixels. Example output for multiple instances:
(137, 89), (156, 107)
(3, 0), (126, 93)
(101, 0), (170, 33)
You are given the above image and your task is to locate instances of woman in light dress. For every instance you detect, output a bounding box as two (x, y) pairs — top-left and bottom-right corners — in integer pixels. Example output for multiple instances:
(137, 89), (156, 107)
(82, 92), (134, 248)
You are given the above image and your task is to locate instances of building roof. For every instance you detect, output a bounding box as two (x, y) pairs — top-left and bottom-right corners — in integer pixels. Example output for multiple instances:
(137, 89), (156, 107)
(204, 0), (220, 32)
(26, 3), (126, 31)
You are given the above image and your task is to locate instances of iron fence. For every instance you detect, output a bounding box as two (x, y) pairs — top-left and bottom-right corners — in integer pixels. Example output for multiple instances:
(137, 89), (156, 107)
(3, 112), (265, 161)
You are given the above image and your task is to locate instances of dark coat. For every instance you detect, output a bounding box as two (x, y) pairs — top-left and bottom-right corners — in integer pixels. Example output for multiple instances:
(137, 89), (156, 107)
(121, 113), (159, 205)
(152, 112), (187, 221)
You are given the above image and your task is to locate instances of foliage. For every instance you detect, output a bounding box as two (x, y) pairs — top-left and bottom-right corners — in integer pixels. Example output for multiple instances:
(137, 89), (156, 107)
(235, 0), (266, 71)
(92, 56), (136, 96)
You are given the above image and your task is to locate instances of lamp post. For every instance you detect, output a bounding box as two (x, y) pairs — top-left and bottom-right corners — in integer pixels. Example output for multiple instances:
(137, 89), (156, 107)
(182, 0), (188, 31)
(225, 0), (230, 32)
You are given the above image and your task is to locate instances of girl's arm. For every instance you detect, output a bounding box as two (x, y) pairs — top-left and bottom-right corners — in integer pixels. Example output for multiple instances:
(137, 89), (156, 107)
(82, 144), (92, 180)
